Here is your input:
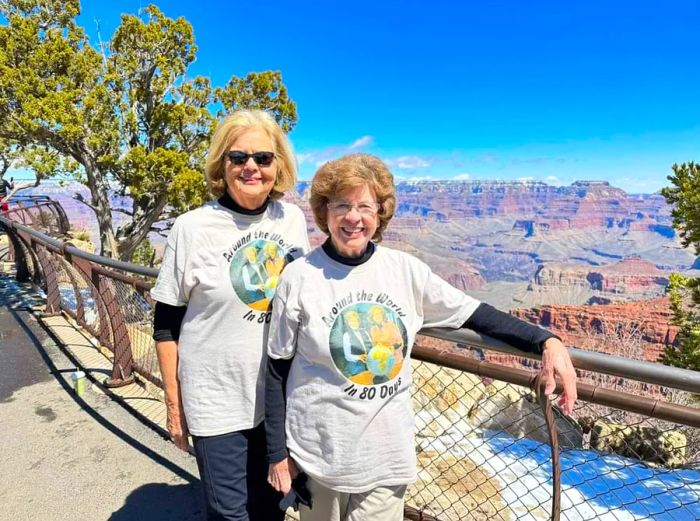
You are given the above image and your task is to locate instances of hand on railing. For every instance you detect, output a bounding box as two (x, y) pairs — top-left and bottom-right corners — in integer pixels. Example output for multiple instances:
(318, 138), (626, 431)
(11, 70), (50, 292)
(541, 337), (578, 415)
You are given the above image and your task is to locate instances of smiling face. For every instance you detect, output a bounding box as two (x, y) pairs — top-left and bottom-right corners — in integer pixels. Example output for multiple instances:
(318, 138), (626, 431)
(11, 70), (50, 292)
(225, 128), (276, 209)
(346, 311), (361, 330)
(327, 183), (379, 258)
(369, 305), (386, 325)
(244, 246), (258, 263)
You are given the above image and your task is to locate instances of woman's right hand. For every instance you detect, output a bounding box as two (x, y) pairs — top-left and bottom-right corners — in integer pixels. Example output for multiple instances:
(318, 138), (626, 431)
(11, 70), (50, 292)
(155, 340), (189, 451)
(166, 401), (190, 451)
(268, 457), (298, 494)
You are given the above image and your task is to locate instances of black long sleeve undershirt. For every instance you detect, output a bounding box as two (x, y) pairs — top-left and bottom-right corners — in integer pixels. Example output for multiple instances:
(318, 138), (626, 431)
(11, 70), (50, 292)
(152, 302), (187, 342)
(462, 302), (556, 355)
(264, 240), (559, 463)
(263, 303), (558, 463)
(265, 357), (292, 463)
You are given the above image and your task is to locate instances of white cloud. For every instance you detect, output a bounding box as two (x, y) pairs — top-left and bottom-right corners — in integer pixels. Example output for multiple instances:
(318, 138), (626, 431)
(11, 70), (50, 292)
(296, 152), (314, 165)
(349, 135), (374, 149)
(453, 173), (471, 180)
(387, 155), (431, 169)
(395, 175), (435, 181)
(545, 175), (565, 186)
(297, 135), (375, 167)
(516, 176), (535, 183)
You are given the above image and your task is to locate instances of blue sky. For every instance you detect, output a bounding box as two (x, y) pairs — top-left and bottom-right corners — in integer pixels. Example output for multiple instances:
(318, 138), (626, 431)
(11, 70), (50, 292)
(29, 2), (700, 192)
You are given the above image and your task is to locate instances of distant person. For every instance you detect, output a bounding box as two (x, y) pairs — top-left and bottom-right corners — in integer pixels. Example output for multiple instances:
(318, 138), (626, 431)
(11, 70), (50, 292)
(265, 153), (577, 521)
(0, 175), (14, 212)
(151, 110), (310, 521)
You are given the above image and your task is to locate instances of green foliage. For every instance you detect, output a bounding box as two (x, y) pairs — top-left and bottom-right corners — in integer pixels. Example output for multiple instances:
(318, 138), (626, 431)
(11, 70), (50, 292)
(661, 164), (700, 371)
(0, 1), (297, 259)
(661, 274), (700, 371)
(131, 236), (158, 268)
(661, 162), (700, 255)
(216, 71), (298, 132)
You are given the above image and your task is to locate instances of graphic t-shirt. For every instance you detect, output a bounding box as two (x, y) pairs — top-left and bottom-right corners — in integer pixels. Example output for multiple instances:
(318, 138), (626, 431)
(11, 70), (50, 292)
(151, 199), (309, 436)
(267, 245), (481, 492)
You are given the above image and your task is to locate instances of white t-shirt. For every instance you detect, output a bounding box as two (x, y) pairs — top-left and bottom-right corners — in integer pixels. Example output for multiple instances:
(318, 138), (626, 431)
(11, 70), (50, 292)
(267, 245), (481, 492)
(151, 199), (310, 436)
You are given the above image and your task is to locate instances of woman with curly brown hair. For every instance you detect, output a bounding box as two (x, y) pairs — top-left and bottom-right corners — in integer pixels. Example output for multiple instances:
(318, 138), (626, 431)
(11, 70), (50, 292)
(265, 153), (576, 521)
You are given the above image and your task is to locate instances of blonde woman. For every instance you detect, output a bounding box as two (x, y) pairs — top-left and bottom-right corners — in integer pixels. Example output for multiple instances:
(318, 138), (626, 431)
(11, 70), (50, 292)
(152, 110), (309, 520)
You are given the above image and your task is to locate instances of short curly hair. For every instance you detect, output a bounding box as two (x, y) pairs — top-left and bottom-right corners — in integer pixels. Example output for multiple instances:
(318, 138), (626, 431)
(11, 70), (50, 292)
(309, 153), (396, 242)
(205, 110), (296, 199)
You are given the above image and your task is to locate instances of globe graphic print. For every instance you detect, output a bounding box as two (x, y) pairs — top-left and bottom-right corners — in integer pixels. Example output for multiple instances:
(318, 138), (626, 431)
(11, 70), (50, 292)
(366, 344), (395, 376)
(229, 239), (287, 311)
(328, 302), (408, 385)
(264, 276), (279, 300)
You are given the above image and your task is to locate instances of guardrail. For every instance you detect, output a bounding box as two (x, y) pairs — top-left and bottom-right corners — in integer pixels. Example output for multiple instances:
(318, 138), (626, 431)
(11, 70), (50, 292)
(1, 201), (699, 521)
(0, 195), (70, 237)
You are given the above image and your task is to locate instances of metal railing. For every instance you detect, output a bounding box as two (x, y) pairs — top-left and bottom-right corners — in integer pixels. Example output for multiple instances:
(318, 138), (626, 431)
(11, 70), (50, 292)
(1, 200), (699, 521)
(0, 195), (70, 237)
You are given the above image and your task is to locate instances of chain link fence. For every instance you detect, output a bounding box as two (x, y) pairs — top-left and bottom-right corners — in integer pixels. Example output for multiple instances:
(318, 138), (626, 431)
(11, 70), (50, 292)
(2, 201), (699, 521)
(406, 351), (700, 520)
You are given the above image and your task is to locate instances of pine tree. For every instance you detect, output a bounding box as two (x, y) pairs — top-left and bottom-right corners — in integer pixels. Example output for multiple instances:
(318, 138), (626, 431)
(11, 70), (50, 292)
(0, 1), (297, 260)
(660, 163), (700, 371)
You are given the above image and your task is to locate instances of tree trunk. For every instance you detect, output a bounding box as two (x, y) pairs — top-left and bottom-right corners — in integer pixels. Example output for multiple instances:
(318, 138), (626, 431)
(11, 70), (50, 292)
(116, 192), (168, 261)
(82, 160), (118, 259)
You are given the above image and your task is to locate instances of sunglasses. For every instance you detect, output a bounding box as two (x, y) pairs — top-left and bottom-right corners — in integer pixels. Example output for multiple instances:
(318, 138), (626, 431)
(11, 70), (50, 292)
(227, 151), (276, 167)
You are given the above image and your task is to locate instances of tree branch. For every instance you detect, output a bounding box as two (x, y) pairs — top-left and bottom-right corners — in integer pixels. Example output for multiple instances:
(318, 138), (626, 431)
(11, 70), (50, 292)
(73, 192), (99, 213)
(0, 179), (40, 204)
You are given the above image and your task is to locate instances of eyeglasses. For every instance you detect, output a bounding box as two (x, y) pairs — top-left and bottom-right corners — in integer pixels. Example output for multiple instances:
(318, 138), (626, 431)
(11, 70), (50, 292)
(227, 151), (276, 167)
(327, 201), (381, 216)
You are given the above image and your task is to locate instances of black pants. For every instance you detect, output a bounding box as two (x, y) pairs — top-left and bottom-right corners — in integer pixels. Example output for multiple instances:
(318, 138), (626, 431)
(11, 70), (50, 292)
(192, 423), (284, 521)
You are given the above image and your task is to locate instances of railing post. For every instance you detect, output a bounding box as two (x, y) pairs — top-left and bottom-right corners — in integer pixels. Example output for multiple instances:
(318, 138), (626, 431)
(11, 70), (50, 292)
(7, 229), (31, 282)
(53, 202), (71, 235)
(58, 251), (87, 325)
(36, 204), (49, 230)
(70, 256), (111, 346)
(1, 222), (15, 262)
(97, 274), (135, 387)
(34, 244), (62, 315)
(91, 270), (115, 350)
(27, 237), (43, 285)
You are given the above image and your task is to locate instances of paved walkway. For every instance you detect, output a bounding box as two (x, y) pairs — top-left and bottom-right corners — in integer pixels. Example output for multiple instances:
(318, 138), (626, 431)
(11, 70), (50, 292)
(0, 274), (203, 521)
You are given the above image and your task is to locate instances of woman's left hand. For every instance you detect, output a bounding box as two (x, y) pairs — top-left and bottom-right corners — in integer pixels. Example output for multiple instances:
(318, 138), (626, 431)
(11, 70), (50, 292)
(541, 337), (577, 415)
(268, 456), (298, 495)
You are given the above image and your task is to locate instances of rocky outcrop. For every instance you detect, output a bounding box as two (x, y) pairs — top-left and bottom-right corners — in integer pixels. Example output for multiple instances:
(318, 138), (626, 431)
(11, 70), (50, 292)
(583, 419), (687, 468)
(532, 257), (670, 298)
(509, 297), (676, 361)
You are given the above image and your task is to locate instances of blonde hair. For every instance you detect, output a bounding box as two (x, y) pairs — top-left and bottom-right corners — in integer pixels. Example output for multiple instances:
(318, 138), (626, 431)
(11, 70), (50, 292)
(205, 110), (296, 199)
(369, 305), (387, 322)
(309, 154), (396, 241)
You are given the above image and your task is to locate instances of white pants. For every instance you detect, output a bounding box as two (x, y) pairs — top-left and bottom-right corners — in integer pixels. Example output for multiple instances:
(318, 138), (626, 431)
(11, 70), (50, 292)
(299, 476), (406, 521)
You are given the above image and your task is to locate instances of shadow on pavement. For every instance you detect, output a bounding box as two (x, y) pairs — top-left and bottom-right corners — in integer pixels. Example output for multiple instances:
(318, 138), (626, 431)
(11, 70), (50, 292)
(0, 273), (200, 485)
(108, 483), (203, 521)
